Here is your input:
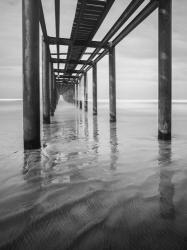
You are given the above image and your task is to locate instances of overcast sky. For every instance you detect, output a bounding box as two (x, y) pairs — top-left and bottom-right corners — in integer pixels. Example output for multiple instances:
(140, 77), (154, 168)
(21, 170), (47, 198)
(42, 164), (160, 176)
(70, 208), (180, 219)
(0, 0), (187, 100)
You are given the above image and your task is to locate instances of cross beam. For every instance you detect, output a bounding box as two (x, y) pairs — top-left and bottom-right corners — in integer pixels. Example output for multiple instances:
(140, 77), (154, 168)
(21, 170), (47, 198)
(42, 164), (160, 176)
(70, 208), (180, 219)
(56, 76), (80, 80)
(80, 0), (146, 73)
(47, 36), (108, 48)
(54, 69), (84, 74)
(85, 0), (159, 73)
(51, 58), (92, 65)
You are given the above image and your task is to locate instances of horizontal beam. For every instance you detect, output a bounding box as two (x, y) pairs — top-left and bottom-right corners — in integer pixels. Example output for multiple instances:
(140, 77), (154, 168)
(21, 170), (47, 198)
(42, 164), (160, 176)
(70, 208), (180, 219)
(51, 58), (92, 65)
(56, 82), (78, 84)
(56, 76), (80, 79)
(78, 0), (145, 75)
(112, 0), (159, 47)
(39, 0), (47, 40)
(51, 52), (100, 56)
(85, 0), (158, 73)
(56, 80), (78, 82)
(55, 0), (60, 72)
(54, 69), (84, 74)
(56, 79), (79, 82)
(39, 0), (52, 60)
(85, 49), (108, 72)
(65, 0), (114, 76)
(47, 36), (108, 48)
(102, 0), (146, 45)
(51, 52), (67, 55)
(55, 0), (60, 39)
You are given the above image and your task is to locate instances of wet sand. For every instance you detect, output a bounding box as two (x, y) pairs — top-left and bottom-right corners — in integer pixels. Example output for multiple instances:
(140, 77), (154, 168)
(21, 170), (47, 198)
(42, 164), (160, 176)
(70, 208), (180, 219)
(0, 100), (187, 250)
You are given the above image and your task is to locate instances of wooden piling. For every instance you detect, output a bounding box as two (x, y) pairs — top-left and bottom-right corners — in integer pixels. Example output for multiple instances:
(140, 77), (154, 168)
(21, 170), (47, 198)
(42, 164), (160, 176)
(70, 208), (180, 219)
(42, 38), (51, 124)
(109, 46), (116, 122)
(74, 84), (76, 105)
(75, 84), (77, 107)
(22, 0), (40, 149)
(79, 81), (82, 110)
(84, 72), (88, 112)
(76, 84), (79, 107)
(158, 0), (172, 140)
(50, 63), (54, 116)
(52, 74), (56, 114)
(93, 63), (97, 115)
(55, 84), (59, 108)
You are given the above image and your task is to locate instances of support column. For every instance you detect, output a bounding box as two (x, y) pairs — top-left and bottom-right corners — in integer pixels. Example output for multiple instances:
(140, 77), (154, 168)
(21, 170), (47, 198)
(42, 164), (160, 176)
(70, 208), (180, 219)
(79, 81), (82, 110)
(22, 0), (40, 149)
(50, 63), (54, 116)
(52, 74), (56, 113)
(76, 84), (79, 107)
(93, 63), (97, 115)
(158, 0), (172, 140)
(109, 46), (116, 122)
(74, 84), (77, 105)
(42, 38), (50, 124)
(84, 72), (88, 112)
(55, 84), (59, 108)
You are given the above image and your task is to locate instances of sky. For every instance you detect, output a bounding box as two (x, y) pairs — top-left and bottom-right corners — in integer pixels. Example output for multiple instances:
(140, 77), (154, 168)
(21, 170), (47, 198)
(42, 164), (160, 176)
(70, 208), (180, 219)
(0, 0), (187, 100)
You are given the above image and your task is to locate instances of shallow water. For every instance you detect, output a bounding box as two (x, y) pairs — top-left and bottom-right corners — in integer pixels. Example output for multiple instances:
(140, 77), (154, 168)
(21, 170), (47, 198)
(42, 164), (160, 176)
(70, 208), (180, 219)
(0, 100), (187, 250)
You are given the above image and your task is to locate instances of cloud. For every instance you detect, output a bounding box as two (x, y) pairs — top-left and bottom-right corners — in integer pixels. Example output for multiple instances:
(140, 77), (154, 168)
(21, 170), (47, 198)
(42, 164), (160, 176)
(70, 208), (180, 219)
(0, 0), (187, 99)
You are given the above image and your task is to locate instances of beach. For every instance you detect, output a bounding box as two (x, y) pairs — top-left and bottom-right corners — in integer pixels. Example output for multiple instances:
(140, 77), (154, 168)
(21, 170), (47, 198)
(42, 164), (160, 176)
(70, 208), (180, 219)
(0, 100), (187, 249)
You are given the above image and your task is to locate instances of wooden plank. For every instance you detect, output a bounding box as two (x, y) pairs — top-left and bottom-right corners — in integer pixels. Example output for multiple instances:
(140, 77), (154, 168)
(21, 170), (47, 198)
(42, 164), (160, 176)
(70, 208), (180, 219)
(64, 0), (115, 74)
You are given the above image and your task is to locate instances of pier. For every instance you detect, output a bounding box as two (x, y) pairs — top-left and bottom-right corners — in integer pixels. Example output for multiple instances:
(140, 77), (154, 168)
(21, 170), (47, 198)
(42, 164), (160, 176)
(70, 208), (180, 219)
(22, 0), (172, 149)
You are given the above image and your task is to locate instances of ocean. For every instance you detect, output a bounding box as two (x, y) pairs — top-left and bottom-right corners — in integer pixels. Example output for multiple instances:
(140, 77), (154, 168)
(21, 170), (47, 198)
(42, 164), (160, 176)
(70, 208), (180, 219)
(0, 99), (187, 250)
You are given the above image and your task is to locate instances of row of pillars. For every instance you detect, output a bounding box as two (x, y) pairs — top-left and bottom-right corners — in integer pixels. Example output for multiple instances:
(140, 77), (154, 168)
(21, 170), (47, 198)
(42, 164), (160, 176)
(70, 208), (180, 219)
(75, 46), (116, 124)
(75, 0), (172, 141)
(22, 0), (172, 150)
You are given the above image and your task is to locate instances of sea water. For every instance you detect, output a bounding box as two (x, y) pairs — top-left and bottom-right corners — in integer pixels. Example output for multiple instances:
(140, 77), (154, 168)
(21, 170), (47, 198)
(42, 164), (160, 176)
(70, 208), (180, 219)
(0, 100), (187, 250)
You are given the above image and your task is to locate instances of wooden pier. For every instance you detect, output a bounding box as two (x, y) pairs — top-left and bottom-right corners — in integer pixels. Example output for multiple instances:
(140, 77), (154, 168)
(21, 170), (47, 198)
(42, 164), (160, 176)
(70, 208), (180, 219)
(22, 0), (172, 149)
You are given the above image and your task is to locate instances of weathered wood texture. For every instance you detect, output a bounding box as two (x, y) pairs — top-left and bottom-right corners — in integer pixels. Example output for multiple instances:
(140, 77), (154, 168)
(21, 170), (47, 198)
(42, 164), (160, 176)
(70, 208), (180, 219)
(49, 63), (54, 116)
(22, 0), (40, 149)
(158, 0), (172, 140)
(93, 64), (97, 115)
(109, 46), (116, 122)
(76, 84), (79, 107)
(84, 72), (88, 112)
(64, 0), (115, 73)
(42, 39), (51, 124)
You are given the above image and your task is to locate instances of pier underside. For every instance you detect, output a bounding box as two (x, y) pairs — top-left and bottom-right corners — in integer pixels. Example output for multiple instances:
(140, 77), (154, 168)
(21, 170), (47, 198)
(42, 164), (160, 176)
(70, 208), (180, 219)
(22, 0), (172, 148)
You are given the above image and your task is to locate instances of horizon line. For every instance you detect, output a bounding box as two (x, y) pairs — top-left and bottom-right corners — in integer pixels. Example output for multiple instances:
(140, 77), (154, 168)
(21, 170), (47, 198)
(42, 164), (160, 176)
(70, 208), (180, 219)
(1, 98), (187, 103)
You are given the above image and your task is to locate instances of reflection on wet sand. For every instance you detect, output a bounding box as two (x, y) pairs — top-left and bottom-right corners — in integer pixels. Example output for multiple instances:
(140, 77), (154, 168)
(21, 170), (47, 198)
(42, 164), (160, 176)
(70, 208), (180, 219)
(158, 141), (175, 220)
(109, 122), (118, 170)
(1, 102), (187, 250)
(83, 112), (89, 139)
(92, 115), (99, 154)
